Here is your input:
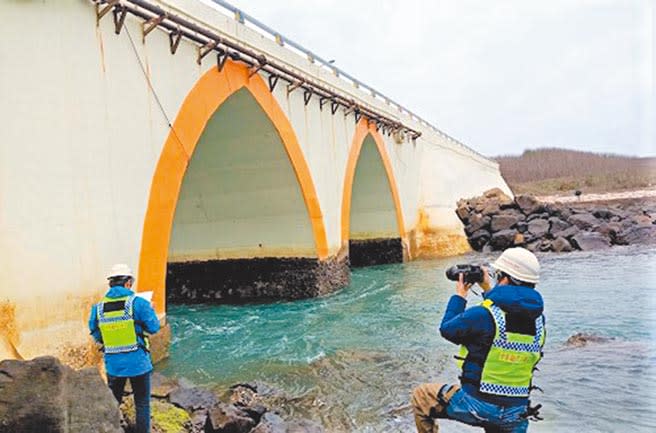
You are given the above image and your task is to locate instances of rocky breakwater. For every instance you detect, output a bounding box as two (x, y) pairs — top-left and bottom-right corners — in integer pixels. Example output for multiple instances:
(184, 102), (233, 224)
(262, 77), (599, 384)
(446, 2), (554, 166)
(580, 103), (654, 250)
(456, 188), (656, 252)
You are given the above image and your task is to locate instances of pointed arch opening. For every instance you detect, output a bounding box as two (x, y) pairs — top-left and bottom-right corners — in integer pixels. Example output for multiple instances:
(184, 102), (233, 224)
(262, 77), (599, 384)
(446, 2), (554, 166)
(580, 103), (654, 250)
(138, 62), (332, 311)
(341, 120), (406, 267)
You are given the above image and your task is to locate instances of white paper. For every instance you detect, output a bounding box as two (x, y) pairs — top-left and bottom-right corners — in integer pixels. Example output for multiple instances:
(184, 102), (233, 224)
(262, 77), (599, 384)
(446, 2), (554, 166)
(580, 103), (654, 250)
(135, 291), (153, 303)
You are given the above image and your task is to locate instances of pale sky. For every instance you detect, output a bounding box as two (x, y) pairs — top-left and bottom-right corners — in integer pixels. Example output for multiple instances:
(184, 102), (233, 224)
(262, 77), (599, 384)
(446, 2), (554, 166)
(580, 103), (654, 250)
(210, 0), (654, 157)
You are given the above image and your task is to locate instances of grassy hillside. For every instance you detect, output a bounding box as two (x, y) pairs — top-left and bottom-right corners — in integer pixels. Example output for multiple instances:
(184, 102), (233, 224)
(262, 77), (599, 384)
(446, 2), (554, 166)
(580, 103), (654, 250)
(496, 148), (656, 195)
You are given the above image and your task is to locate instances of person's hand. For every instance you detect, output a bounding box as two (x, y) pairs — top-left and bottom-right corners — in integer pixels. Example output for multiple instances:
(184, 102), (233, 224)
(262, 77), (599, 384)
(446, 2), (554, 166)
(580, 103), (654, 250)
(456, 273), (473, 299)
(479, 266), (492, 292)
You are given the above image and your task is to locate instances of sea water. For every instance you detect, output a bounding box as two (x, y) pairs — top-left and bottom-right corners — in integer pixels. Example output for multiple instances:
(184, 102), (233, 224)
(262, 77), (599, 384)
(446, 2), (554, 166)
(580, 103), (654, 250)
(157, 246), (656, 432)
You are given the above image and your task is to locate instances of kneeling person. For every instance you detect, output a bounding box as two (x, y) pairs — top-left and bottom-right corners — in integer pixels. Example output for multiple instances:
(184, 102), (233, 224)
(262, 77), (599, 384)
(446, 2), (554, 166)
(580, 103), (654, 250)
(411, 248), (545, 433)
(89, 264), (160, 433)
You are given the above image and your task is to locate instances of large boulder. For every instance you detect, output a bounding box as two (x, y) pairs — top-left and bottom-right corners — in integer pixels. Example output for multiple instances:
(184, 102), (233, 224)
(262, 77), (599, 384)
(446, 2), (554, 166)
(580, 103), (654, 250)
(455, 203), (471, 222)
(548, 217), (570, 234)
(615, 226), (656, 245)
(205, 402), (256, 433)
(551, 236), (573, 253)
(169, 385), (218, 412)
(568, 213), (601, 230)
(468, 229), (491, 251)
(481, 202), (500, 216)
(489, 229), (518, 250)
(571, 232), (611, 250)
(483, 187), (507, 199)
(594, 222), (622, 241)
(465, 214), (490, 235)
(490, 214), (521, 232)
(151, 372), (180, 398)
(0, 356), (122, 433)
(551, 225), (579, 240)
(558, 207), (573, 220)
(527, 219), (550, 239)
(592, 207), (619, 220)
(543, 203), (566, 217)
(515, 195), (542, 215)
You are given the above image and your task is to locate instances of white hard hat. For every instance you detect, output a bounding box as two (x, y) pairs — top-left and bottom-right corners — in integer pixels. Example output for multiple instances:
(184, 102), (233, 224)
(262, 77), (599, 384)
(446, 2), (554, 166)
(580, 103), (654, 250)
(107, 263), (134, 279)
(492, 247), (540, 284)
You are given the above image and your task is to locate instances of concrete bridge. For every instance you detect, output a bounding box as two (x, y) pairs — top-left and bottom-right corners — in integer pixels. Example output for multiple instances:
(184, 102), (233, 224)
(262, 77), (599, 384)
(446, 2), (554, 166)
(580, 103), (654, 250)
(0, 0), (510, 363)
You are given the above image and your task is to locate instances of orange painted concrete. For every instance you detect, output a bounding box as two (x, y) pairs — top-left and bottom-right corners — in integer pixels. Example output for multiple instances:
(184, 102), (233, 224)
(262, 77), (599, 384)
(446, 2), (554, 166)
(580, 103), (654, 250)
(341, 119), (406, 245)
(138, 61), (328, 314)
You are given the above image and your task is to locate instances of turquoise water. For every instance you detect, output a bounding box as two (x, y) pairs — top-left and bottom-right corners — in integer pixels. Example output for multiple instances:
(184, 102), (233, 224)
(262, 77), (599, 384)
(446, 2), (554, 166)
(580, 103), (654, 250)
(158, 246), (656, 432)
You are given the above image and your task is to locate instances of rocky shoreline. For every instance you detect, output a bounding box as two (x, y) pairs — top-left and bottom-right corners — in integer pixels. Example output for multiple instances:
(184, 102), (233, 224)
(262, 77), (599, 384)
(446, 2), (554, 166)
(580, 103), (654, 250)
(0, 357), (323, 433)
(456, 188), (656, 252)
(1, 337), (623, 433)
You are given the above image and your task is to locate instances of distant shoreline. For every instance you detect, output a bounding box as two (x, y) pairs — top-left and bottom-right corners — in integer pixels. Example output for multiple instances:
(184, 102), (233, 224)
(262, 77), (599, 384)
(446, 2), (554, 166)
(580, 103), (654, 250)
(536, 188), (656, 204)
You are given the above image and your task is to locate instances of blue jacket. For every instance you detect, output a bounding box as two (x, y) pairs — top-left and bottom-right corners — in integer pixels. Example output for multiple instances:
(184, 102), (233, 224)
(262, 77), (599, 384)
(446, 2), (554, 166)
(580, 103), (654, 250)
(89, 286), (161, 377)
(439, 284), (545, 407)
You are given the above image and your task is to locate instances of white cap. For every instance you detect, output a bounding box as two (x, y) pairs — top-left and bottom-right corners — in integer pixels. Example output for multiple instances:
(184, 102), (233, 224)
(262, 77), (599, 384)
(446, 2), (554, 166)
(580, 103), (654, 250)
(492, 247), (540, 284)
(107, 263), (134, 279)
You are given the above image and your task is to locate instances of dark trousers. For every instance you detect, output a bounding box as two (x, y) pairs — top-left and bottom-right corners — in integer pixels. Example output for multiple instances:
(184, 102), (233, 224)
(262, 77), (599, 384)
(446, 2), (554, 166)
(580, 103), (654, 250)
(107, 373), (151, 433)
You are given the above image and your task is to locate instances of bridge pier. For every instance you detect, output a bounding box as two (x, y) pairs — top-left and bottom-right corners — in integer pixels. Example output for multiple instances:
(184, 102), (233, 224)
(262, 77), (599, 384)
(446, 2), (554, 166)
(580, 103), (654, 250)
(348, 239), (405, 267)
(166, 254), (349, 304)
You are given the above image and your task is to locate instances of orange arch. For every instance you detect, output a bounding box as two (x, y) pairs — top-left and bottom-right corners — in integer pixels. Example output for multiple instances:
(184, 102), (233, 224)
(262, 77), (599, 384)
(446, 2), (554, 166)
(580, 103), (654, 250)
(138, 61), (328, 314)
(341, 119), (406, 245)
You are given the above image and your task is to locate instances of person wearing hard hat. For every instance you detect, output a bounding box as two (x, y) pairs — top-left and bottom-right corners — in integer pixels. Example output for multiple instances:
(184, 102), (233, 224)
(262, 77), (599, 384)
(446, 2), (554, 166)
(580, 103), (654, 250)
(89, 264), (160, 433)
(411, 247), (545, 433)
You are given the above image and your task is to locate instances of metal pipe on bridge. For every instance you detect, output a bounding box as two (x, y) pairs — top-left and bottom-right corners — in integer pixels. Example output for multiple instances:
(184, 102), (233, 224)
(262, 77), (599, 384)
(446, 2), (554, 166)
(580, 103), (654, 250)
(97, 0), (422, 140)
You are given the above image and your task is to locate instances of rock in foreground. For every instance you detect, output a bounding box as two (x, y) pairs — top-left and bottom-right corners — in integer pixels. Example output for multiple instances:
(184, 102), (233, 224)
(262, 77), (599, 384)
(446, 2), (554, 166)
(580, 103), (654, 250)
(0, 356), (122, 433)
(0, 357), (323, 433)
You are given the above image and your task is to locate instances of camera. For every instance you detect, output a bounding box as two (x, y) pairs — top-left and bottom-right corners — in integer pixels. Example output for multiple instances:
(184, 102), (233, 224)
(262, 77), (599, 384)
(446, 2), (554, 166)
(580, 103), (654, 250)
(445, 264), (485, 284)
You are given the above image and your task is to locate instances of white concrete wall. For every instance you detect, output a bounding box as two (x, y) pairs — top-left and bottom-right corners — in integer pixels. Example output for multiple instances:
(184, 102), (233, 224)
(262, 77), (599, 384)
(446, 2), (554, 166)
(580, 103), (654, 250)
(0, 0), (509, 362)
(350, 136), (399, 239)
(420, 135), (513, 232)
(169, 89), (316, 260)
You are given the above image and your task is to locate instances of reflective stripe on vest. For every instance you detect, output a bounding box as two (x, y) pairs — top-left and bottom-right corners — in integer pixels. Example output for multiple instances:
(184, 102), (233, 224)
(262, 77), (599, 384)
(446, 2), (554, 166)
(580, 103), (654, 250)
(456, 299), (545, 398)
(97, 295), (139, 354)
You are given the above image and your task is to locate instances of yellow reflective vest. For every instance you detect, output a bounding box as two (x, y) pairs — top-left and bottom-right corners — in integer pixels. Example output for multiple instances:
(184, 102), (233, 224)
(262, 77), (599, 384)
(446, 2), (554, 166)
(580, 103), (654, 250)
(457, 299), (545, 398)
(96, 295), (139, 354)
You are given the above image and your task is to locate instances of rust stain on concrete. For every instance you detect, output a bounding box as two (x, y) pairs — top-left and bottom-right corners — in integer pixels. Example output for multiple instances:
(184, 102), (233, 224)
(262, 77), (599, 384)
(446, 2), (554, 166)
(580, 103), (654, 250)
(3, 290), (170, 371)
(0, 300), (23, 360)
(58, 341), (103, 370)
(409, 209), (472, 259)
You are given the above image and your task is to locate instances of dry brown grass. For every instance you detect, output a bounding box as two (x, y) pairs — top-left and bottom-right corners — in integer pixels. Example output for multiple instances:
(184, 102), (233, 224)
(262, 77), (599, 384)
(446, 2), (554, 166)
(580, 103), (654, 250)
(496, 148), (656, 195)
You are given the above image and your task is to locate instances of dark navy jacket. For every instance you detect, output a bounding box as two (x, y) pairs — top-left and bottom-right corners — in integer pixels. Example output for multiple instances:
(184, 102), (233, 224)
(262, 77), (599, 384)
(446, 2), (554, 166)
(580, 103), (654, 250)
(89, 286), (160, 377)
(439, 284), (545, 407)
